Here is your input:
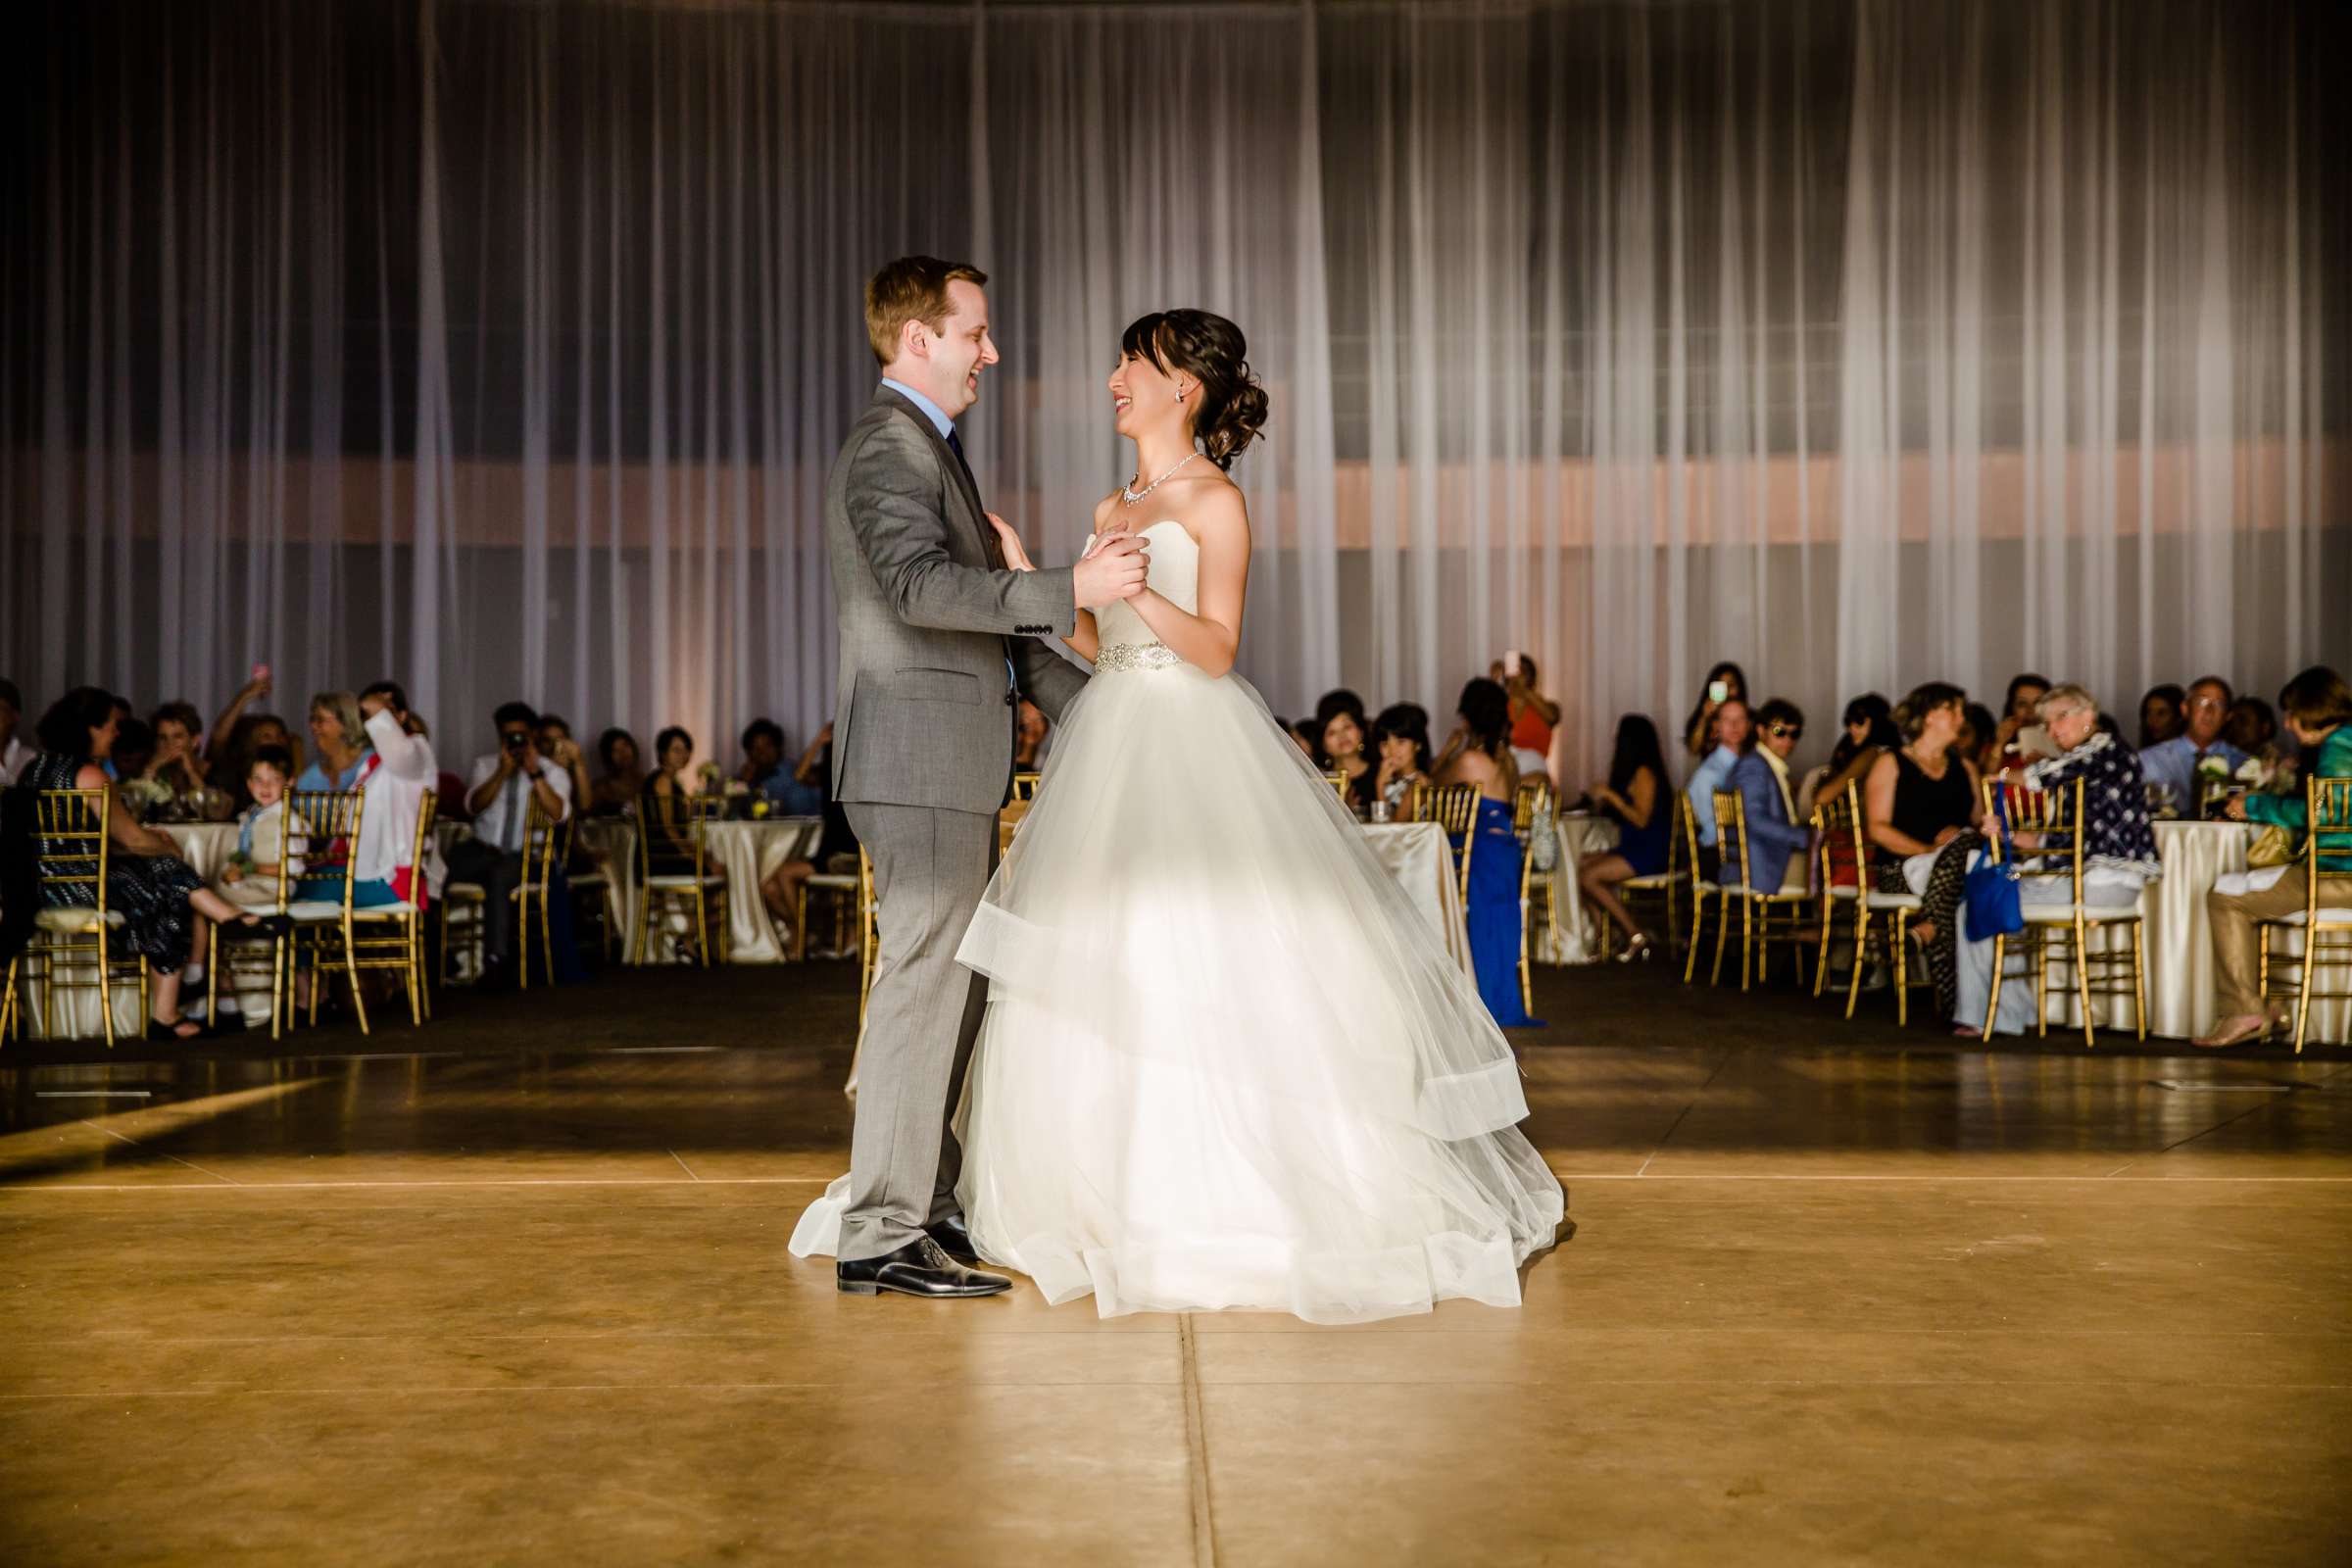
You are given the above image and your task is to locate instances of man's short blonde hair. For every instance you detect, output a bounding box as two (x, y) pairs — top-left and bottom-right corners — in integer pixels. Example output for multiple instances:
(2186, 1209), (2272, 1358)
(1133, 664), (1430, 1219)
(863, 256), (987, 368)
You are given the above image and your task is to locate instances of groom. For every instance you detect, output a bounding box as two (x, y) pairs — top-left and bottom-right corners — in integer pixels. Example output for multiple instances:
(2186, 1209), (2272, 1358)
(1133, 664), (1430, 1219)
(825, 256), (1150, 1298)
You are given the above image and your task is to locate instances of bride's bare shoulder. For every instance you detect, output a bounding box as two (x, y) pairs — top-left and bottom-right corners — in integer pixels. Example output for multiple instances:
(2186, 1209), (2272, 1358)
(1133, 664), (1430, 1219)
(1166, 471), (1250, 549)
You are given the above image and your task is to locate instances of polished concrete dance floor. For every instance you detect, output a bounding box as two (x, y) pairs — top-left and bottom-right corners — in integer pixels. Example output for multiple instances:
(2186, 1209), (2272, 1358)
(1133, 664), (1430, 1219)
(3, 964), (2346, 1565)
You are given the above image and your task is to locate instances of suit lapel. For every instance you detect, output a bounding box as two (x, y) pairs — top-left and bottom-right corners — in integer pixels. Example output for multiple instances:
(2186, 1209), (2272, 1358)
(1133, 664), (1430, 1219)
(872, 386), (998, 564)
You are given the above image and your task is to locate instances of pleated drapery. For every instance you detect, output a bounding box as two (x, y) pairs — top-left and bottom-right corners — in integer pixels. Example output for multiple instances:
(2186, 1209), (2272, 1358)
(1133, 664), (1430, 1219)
(5, 0), (2342, 780)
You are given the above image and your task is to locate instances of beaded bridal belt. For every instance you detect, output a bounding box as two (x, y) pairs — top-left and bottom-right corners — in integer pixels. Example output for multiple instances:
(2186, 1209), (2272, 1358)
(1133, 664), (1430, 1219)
(1095, 641), (1185, 673)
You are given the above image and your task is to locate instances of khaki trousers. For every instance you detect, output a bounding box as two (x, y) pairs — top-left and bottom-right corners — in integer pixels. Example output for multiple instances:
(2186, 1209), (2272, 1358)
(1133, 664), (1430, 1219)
(2207, 865), (2352, 1018)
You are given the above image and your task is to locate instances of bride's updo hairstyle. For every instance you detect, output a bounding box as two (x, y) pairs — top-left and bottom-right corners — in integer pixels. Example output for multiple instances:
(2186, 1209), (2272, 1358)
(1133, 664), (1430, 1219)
(1119, 309), (1270, 470)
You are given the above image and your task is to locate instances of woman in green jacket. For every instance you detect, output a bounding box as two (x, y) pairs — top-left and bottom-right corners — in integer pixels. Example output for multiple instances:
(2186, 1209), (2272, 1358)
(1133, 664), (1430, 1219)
(2196, 666), (2352, 1047)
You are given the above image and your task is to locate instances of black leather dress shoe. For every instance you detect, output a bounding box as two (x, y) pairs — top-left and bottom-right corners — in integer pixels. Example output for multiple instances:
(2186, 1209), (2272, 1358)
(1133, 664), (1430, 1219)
(925, 1214), (982, 1265)
(837, 1237), (1011, 1298)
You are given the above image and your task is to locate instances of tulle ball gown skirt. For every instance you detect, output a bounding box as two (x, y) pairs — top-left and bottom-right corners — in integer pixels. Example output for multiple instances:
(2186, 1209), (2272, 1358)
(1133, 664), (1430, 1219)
(945, 656), (1563, 1324)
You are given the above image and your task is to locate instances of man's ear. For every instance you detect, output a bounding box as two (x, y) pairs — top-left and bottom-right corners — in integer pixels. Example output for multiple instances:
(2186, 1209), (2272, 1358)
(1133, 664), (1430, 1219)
(901, 317), (928, 363)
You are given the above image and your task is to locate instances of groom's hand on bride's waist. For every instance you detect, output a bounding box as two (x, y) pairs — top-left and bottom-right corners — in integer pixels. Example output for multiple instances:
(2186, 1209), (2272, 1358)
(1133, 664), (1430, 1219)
(1073, 532), (1151, 610)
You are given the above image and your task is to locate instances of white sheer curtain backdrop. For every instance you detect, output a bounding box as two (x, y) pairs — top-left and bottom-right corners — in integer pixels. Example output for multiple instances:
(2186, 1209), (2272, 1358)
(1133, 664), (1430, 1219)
(4, 0), (2342, 779)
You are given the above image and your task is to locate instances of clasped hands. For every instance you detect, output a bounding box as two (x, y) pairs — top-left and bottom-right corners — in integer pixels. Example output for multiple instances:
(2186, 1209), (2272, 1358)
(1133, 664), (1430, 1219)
(987, 512), (1150, 611)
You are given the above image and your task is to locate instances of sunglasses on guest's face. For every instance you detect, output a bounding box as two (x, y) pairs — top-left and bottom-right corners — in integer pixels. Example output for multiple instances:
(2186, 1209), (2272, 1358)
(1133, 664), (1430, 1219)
(1768, 723), (1802, 740)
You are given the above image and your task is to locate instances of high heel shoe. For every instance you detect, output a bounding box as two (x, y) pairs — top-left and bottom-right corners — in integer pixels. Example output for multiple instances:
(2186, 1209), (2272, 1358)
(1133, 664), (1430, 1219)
(1615, 933), (1655, 964)
(2191, 1013), (2274, 1050)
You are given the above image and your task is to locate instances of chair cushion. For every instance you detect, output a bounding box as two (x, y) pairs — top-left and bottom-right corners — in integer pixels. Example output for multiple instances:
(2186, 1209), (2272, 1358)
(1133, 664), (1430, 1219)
(34, 906), (122, 933)
(646, 874), (724, 889)
(1871, 892), (1924, 910)
(1721, 886), (1811, 901)
(442, 885), (487, 904)
(804, 874), (859, 891)
(349, 901), (419, 920)
(1620, 873), (1683, 890)
(2022, 906), (2141, 924)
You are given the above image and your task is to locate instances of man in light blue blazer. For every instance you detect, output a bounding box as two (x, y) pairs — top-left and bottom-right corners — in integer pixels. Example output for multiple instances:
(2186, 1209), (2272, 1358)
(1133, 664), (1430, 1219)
(1719, 699), (1813, 894)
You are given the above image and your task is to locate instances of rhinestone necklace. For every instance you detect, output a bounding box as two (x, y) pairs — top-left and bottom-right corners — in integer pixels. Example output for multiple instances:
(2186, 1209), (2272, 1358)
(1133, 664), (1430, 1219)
(1121, 451), (1200, 507)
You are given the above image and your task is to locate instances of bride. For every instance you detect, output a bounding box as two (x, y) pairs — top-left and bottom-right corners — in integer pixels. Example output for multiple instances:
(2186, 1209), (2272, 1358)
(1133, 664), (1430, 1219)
(797, 309), (1562, 1324)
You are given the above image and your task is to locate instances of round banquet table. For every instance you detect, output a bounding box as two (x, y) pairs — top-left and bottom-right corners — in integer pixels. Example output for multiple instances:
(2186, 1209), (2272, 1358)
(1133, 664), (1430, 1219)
(1541, 812), (1625, 965)
(1357, 821), (1474, 977)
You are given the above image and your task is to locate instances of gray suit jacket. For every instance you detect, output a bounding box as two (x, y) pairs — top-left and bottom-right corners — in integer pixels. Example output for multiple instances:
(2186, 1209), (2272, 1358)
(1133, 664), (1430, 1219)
(826, 385), (1089, 813)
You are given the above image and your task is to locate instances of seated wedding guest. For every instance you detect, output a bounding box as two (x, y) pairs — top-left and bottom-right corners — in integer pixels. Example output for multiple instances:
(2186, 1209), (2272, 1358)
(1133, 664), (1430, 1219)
(2141, 675), (2250, 815)
(1317, 705), (1376, 816)
(2196, 666), (2352, 1047)
(1370, 703), (1433, 819)
(1684, 697), (1750, 862)
(589, 728), (646, 815)
(2138, 683), (2187, 750)
(537, 714), (596, 811)
(1953, 684), (2157, 1036)
(761, 739), (854, 956)
(1315, 688), (1368, 736)
(641, 726), (712, 879)
(449, 701), (571, 987)
(1959, 701), (2000, 773)
(1681, 661), (1749, 760)
(297, 691), (374, 793)
(1721, 700), (1813, 900)
(215, 746), (306, 908)
(213, 708), (303, 810)
(1436, 677), (1538, 1027)
(355, 681), (442, 906)
(1863, 682), (1983, 1022)
(146, 701), (210, 797)
(21, 687), (289, 1039)
(1993, 673), (2052, 767)
(108, 718), (157, 796)
(1289, 718), (1318, 758)
(738, 718), (788, 799)
(99, 695), (134, 777)
(765, 722), (831, 815)
(1014, 703), (1050, 772)
(0, 678), (30, 784)
(2224, 695), (2279, 761)
(1798, 694), (1895, 821)
(1491, 655), (1559, 778)
(1577, 713), (1670, 961)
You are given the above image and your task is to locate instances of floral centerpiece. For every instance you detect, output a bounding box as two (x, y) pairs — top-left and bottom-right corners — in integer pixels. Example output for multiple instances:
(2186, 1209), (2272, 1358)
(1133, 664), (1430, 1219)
(117, 776), (174, 824)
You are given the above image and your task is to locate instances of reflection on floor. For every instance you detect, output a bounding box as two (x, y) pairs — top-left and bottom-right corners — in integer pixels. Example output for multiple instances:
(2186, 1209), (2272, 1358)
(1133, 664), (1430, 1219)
(2, 964), (2346, 1564)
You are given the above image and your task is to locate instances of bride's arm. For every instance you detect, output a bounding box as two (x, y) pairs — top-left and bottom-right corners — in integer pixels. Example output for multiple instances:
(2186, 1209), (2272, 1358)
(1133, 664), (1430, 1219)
(1128, 491), (1249, 679)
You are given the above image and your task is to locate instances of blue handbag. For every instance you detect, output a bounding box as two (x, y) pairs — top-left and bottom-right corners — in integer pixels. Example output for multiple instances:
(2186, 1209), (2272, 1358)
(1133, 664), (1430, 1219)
(1962, 794), (2024, 941)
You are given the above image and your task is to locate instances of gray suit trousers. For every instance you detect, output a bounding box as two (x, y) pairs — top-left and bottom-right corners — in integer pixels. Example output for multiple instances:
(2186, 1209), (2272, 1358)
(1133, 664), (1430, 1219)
(836, 801), (1000, 1261)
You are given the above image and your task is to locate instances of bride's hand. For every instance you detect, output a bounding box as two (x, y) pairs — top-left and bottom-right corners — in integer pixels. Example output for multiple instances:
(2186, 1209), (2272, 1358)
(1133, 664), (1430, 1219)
(986, 513), (1036, 572)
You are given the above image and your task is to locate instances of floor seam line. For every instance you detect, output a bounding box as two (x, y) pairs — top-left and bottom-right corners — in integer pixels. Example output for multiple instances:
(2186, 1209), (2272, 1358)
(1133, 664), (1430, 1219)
(668, 1150), (702, 1182)
(77, 1119), (240, 1186)
(1179, 1313), (1218, 1568)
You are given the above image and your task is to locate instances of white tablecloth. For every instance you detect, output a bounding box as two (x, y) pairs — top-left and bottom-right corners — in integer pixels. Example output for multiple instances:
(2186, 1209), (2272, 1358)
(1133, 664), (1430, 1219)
(1542, 813), (1624, 964)
(1358, 821), (1474, 976)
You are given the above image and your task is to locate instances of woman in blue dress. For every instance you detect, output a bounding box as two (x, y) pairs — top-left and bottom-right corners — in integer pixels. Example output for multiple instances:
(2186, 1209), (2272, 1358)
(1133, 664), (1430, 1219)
(1436, 678), (1542, 1027)
(1575, 713), (1673, 962)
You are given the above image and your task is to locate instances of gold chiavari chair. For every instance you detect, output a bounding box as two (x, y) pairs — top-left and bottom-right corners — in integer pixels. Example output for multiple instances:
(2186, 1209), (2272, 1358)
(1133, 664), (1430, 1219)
(1809, 781), (1922, 1022)
(509, 801), (568, 989)
(1617, 793), (1690, 968)
(1670, 794), (1723, 985)
(1980, 776), (2147, 1047)
(1513, 777), (1558, 1019)
(1401, 779), (1435, 824)
(206, 806), (305, 1040)
(633, 792), (728, 966)
(285, 789), (369, 1031)
(27, 789), (145, 1047)
(1428, 782), (1483, 901)
(1709, 788), (1814, 990)
(2256, 775), (2352, 1054)
(1, 954), (17, 1044)
(1010, 771), (1044, 803)
(1324, 770), (1353, 808)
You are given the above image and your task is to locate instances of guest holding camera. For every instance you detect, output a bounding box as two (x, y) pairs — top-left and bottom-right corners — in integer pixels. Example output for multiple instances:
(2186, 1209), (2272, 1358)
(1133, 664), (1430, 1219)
(1370, 704), (1433, 820)
(448, 701), (572, 986)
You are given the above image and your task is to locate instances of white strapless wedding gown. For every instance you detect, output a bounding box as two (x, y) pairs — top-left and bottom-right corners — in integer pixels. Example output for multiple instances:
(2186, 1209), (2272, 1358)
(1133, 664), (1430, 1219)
(791, 520), (1563, 1323)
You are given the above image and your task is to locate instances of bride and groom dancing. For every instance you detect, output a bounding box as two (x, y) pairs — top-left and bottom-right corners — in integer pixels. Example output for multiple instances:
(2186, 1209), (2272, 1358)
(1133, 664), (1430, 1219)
(787, 255), (1562, 1324)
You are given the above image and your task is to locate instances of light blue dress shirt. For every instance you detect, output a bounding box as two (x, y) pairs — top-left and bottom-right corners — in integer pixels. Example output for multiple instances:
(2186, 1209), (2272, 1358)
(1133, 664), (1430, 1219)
(2138, 735), (2249, 809)
(1686, 744), (1741, 848)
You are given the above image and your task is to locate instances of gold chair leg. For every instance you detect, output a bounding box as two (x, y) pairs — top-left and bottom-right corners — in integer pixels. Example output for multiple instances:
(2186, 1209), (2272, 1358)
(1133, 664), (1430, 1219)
(695, 889), (711, 969)
(1983, 933), (2005, 1040)
(1709, 895), (1732, 987)
(343, 921), (370, 1037)
(270, 936), (285, 1041)
(97, 935), (117, 1051)
(2074, 919), (2096, 1050)
(2293, 928), (2315, 1054)
(207, 920), (220, 1031)
(1845, 908), (1867, 1019)
(1894, 912), (1909, 1027)
(1683, 892), (1706, 984)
